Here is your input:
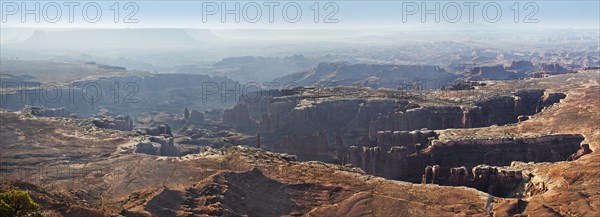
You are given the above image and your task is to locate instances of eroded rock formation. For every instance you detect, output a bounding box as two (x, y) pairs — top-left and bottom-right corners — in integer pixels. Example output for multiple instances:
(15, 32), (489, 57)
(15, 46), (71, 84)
(244, 87), (568, 162)
(507, 60), (535, 73)
(24, 106), (67, 117)
(274, 130), (329, 161)
(442, 81), (487, 90)
(567, 143), (593, 161)
(368, 106), (467, 135)
(143, 124), (172, 137)
(186, 109), (205, 124)
(541, 63), (568, 73)
(223, 104), (253, 124)
(273, 62), (457, 89)
(91, 115), (133, 131)
(134, 136), (180, 156)
(465, 65), (527, 80)
(346, 134), (585, 193)
(368, 89), (565, 135)
(442, 165), (525, 197)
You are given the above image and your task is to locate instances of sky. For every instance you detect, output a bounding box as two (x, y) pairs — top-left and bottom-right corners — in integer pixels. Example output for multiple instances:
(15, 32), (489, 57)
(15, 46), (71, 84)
(0, 1), (598, 30)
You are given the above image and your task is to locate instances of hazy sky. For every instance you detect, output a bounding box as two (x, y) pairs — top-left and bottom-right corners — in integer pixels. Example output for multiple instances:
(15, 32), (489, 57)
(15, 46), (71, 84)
(1, 1), (598, 30)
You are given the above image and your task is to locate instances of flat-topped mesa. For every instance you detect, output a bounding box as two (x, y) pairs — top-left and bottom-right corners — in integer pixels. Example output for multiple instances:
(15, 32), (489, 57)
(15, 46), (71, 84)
(532, 63), (575, 78)
(273, 129), (329, 161)
(368, 89), (565, 135)
(541, 63), (568, 74)
(507, 60), (536, 73)
(91, 115), (134, 131)
(465, 64), (527, 80)
(223, 103), (253, 124)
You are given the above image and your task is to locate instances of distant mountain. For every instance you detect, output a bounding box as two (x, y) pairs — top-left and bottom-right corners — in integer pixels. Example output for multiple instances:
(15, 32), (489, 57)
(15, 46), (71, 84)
(273, 62), (458, 89)
(13, 28), (216, 50)
(173, 55), (318, 83)
(462, 64), (528, 81)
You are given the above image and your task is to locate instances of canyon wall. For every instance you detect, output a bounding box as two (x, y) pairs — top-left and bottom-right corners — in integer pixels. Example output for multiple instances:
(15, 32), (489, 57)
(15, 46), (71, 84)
(252, 87), (572, 176)
(184, 108), (205, 124)
(259, 99), (390, 137)
(223, 104), (253, 124)
(224, 88), (567, 163)
(273, 129), (329, 161)
(368, 89), (565, 135)
(346, 134), (585, 186)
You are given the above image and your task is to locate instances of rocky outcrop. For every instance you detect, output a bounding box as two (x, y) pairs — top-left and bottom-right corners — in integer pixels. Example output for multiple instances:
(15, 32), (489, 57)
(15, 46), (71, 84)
(24, 106), (67, 118)
(540, 92), (566, 109)
(531, 63), (575, 78)
(91, 115), (133, 131)
(134, 136), (181, 156)
(186, 109), (205, 124)
(356, 129), (437, 154)
(442, 81), (486, 90)
(223, 104), (253, 124)
(143, 124), (172, 137)
(541, 63), (568, 73)
(443, 165), (525, 197)
(567, 143), (593, 161)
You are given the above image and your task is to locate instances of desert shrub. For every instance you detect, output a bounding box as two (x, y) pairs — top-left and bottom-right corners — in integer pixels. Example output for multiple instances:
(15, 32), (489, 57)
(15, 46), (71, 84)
(0, 190), (42, 217)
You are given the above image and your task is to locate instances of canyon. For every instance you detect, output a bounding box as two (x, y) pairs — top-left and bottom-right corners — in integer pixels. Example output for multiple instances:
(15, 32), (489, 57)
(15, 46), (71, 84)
(216, 70), (598, 202)
(0, 66), (598, 216)
(1, 22), (599, 217)
(224, 85), (567, 162)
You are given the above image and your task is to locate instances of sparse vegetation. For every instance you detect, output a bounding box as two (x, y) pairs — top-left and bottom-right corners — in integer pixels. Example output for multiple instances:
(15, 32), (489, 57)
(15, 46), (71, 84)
(0, 190), (42, 217)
